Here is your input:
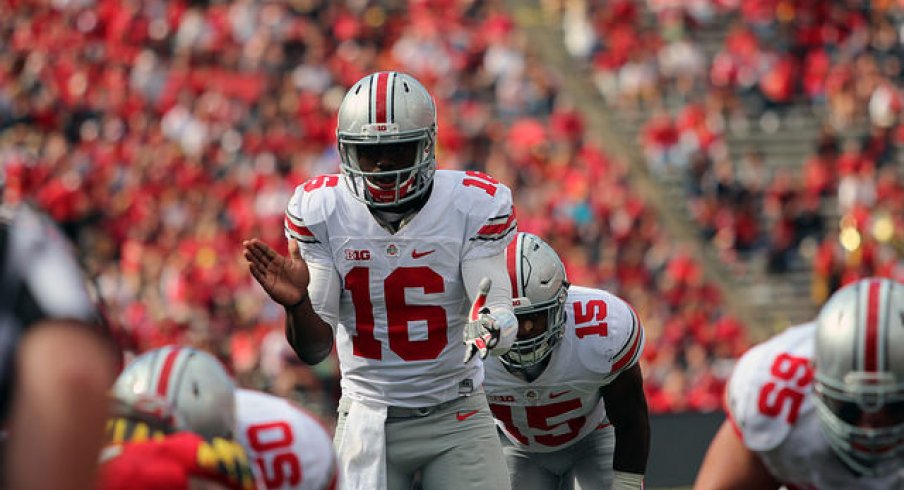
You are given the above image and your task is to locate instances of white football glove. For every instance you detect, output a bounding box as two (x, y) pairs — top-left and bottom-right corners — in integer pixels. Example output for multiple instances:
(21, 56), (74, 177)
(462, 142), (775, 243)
(463, 278), (518, 363)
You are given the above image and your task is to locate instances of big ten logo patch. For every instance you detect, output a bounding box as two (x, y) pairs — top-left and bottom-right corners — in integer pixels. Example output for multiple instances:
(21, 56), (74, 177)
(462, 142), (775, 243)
(488, 395), (516, 403)
(345, 249), (371, 261)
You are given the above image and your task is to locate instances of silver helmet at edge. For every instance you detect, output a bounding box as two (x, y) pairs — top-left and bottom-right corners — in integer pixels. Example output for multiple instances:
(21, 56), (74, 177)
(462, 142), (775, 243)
(112, 345), (236, 440)
(813, 277), (904, 476)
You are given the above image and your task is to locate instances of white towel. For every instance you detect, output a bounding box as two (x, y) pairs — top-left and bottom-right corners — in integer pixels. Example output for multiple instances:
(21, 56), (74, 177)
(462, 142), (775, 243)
(337, 400), (388, 490)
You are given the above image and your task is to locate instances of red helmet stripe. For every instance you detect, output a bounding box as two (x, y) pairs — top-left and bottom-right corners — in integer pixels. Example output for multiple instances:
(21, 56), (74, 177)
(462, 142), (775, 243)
(374, 72), (389, 123)
(864, 279), (882, 372)
(506, 234), (520, 297)
(156, 347), (181, 397)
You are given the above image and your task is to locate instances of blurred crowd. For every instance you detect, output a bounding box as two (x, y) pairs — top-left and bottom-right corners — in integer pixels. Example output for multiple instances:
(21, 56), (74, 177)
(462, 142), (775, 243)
(0, 0), (751, 421)
(567, 0), (904, 306)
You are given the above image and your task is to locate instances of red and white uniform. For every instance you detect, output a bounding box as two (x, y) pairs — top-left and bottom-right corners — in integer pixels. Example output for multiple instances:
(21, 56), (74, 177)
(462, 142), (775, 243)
(727, 323), (904, 489)
(236, 389), (339, 490)
(484, 286), (644, 452)
(285, 170), (516, 408)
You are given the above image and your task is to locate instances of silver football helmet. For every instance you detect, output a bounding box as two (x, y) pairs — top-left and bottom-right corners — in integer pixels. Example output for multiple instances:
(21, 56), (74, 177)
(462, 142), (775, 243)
(112, 345), (236, 440)
(501, 232), (570, 370)
(337, 71), (437, 208)
(813, 278), (904, 476)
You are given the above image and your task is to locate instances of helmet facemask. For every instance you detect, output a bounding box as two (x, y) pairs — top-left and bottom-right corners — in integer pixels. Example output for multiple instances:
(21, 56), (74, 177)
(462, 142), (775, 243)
(501, 285), (569, 370)
(339, 131), (435, 208)
(814, 371), (904, 476)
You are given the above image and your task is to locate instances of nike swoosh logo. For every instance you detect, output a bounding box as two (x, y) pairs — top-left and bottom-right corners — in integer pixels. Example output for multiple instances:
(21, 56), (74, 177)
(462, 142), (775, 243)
(549, 390), (570, 399)
(411, 249), (436, 259)
(456, 410), (479, 421)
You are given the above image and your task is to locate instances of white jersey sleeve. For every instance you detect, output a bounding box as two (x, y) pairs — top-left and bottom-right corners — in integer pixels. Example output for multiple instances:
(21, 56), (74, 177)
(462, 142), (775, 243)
(284, 175), (339, 266)
(569, 286), (645, 380)
(236, 389), (339, 490)
(453, 170), (517, 261)
(284, 176), (343, 329)
(726, 322), (817, 452)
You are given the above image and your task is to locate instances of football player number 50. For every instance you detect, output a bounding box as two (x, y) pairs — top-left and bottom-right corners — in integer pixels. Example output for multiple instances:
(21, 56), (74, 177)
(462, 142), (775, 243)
(346, 266), (448, 361)
(246, 422), (302, 489)
(757, 353), (813, 424)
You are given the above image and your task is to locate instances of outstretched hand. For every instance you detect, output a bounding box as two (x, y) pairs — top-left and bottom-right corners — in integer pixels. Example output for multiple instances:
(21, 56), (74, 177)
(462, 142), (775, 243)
(463, 277), (499, 363)
(242, 238), (310, 307)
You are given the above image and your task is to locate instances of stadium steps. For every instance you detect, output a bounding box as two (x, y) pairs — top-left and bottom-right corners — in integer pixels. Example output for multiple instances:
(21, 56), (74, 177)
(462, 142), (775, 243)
(506, 3), (852, 335)
(504, 4), (775, 337)
(622, 9), (846, 331)
(659, 9), (834, 331)
(610, 97), (825, 330)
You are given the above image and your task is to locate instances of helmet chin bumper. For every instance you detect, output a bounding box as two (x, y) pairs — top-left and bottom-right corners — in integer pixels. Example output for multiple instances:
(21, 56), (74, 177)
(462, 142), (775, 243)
(364, 172), (416, 203)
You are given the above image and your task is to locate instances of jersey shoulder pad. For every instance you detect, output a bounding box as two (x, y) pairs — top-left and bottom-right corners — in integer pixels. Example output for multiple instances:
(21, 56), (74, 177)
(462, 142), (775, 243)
(570, 286), (644, 376)
(441, 170), (516, 243)
(727, 322), (817, 452)
(284, 175), (341, 244)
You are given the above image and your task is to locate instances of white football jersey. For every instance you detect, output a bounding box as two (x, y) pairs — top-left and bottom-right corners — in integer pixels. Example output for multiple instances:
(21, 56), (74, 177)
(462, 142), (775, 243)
(236, 389), (339, 490)
(483, 286), (644, 452)
(727, 323), (904, 488)
(284, 170), (516, 407)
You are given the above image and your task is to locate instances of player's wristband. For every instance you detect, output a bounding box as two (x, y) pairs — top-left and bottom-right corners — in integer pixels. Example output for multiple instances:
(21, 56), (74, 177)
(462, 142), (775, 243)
(613, 471), (644, 490)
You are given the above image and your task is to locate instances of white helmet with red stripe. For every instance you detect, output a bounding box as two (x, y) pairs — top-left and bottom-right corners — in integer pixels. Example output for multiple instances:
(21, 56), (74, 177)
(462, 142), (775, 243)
(813, 277), (904, 476)
(502, 232), (569, 370)
(337, 71), (437, 209)
(112, 345), (236, 440)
